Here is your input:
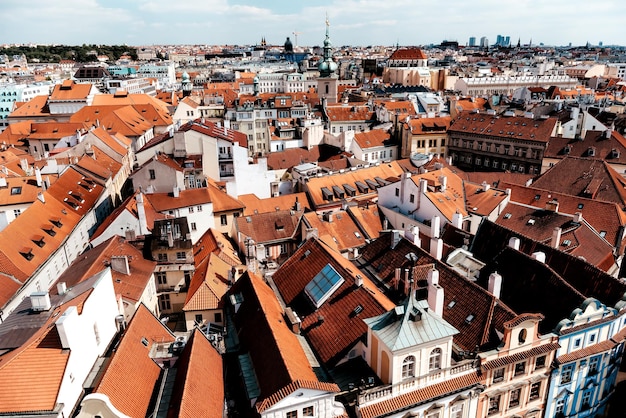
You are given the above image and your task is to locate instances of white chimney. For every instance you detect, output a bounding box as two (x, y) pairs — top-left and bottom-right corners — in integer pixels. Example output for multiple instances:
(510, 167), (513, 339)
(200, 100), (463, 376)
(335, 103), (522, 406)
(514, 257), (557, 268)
(57, 282), (67, 295)
(427, 269), (444, 316)
(37, 192), (45, 203)
(551, 227), (562, 249)
(355, 274), (364, 287)
(481, 181), (490, 191)
(531, 251), (546, 263)
(439, 175), (447, 192)
(55, 306), (79, 349)
(488, 272), (502, 299)
(430, 237), (443, 260)
(173, 186), (180, 198)
(420, 178), (428, 195)
(508, 237), (520, 250)
(573, 212), (583, 223)
(136, 193), (149, 235)
(35, 167), (42, 187)
(110, 256), (130, 275)
(452, 211), (463, 229)
(431, 215), (441, 238)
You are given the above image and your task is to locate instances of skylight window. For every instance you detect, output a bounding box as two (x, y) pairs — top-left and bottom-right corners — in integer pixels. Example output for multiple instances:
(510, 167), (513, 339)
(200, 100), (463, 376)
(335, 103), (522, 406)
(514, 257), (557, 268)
(577, 203), (584, 209)
(504, 213), (512, 219)
(11, 186), (22, 195)
(600, 231), (607, 238)
(527, 219), (535, 225)
(305, 263), (344, 308)
(465, 314), (475, 324)
(562, 239), (572, 246)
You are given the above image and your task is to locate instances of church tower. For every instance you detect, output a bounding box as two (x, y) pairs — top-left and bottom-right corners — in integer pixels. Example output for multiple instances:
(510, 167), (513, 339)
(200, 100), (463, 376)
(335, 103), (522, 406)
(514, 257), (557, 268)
(317, 15), (338, 105)
(181, 71), (192, 98)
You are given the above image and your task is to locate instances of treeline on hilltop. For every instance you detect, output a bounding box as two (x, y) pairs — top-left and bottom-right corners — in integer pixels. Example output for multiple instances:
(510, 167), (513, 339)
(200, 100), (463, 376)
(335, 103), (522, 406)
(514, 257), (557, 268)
(2, 45), (138, 63)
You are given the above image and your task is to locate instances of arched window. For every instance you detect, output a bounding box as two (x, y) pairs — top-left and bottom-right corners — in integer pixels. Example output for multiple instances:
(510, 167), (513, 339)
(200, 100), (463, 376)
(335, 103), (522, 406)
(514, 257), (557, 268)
(402, 355), (415, 379)
(429, 348), (442, 371)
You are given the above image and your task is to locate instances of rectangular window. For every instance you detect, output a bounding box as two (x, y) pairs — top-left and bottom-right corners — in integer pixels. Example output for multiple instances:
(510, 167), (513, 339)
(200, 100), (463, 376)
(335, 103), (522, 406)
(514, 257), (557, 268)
(13, 209), (21, 217)
(195, 314), (203, 324)
(188, 206), (194, 213)
(149, 169), (156, 180)
(589, 356), (599, 375)
(156, 272), (167, 284)
(493, 367), (505, 383)
(409, 194), (415, 203)
(159, 294), (171, 311)
(529, 381), (541, 401)
(197, 205), (203, 212)
(535, 355), (546, 370)
(509, 388), (521, 408)
(582, 390), (592, 409)
(450, 404), (463, 418)
(514, 361), (526, 376)
(395, 188), (399, 197)
(214, 312), (222, 323)
(561, 364), (574, 384)
(488, 394), (501, 415)
(157, 253), (167, 262)
(302, 406), (314, 417)
(176, 251), (186, 260)
(220, 214), (228, 226)
(286, 411), (297, 418)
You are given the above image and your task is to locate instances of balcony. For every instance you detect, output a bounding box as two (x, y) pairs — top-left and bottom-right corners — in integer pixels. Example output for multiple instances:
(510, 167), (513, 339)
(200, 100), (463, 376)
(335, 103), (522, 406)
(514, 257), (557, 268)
(218, 152), (233, 161)
(357, 359), (477, 407)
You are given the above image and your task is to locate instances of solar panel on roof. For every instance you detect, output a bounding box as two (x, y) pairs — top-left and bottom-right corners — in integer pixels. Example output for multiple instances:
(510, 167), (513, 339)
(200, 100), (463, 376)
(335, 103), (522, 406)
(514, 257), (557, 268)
(305, 263), (345, 308)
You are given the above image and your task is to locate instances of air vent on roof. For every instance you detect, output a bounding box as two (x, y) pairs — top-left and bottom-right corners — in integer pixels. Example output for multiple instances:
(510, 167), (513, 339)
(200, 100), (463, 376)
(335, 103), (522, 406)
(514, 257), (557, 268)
(562, 239), (572, 246)
(503, 213), (512, 219)
(527, 219), (535, 225)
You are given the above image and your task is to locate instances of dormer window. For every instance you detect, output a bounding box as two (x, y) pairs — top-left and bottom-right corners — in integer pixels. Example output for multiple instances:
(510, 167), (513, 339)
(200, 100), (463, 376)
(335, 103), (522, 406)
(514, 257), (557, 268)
(42, 224), (56, 236)
(19, 247), (34, 261)
(31, 235), (45, 247)
(11, 186), (21, 195)
(50, 217), (62, 228)
(64, 197), (79, 209)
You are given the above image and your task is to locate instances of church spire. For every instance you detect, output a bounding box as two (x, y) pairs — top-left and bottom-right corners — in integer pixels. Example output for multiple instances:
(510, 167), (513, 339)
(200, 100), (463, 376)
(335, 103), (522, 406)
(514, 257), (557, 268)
(318, 13), (338, 78)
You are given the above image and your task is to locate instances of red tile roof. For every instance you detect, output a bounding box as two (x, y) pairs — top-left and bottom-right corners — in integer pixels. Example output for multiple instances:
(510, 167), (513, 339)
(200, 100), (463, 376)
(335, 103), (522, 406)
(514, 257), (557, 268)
(388, 47), (428, 61)
(95, 304), (175, 418)
(448, 113), (557, 143)
(239, 192), (309, 216)
(353, 129), (391, 150)
(179, 119), (247, 148)
(272, 237), (395, 365)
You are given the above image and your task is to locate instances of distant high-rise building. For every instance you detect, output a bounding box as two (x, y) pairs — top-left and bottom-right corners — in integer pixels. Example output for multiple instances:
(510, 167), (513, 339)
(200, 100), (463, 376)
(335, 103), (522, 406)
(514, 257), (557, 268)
(469, 37), (476, 47)
(480, 36), (489, 48)
(599, 41), (603, 47)
(504, 36), (510, 47)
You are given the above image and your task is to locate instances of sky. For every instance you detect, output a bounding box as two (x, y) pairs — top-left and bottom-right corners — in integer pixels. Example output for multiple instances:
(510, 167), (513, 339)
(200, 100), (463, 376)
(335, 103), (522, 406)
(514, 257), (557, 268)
(1, 0), (624, 48)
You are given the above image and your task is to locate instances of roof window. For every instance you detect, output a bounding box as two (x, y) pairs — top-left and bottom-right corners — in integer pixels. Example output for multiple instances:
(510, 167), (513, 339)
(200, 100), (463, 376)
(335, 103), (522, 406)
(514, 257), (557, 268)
(11, 186), (21, 195)
(305, 263), (344, 308)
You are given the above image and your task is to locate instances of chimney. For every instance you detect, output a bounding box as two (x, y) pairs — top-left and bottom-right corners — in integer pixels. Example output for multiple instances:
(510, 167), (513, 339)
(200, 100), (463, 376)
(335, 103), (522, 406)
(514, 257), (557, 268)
(390, 230), (401, 249)
(488, 272), (502, 299)
(452, 211), (463, 229)
(508, 237), (520, 250)
(37, 192), (45, 203)
(427, 269), (444, 316)
(430, 237), (443, 260)
(57, 282), (67, 295)
(439, 175), (447, 192)
(545, 199), (559, 212)
(110, 256), (130, 275)
(285, 307), (302, 334)
(551, 227), (562, 248)
(406, 225), (421, 247)
(431, 215), (440, 238)
(173, 186), (180, 198)
(35, 167), (42, 187)
(55, 306), (78, 349)
(20, 158), (28, 173)
(573, 212), (583, 223)
(419, 178), (428, 195)
(481, 181), (490, 191)
(294, 196), (301, 211)
(355, 274), (364, 287)
(394, 268), (401, 290)
(136, 193), (149, 235)
(531, 251), (546, 263)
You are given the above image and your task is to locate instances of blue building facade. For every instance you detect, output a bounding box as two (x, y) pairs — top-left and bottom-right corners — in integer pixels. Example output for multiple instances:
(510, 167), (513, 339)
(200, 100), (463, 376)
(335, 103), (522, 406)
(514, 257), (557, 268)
(545, 298), (626, 417)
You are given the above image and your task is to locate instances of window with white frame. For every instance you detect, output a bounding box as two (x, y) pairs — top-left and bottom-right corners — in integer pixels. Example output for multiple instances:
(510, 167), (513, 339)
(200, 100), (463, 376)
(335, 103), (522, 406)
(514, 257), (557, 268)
(402, 355), (415, 379)
(156, 272), (167, 284)
(429, 348), (442, 371)
(561, 364), (574, 384)
(450, 402), (464, 418)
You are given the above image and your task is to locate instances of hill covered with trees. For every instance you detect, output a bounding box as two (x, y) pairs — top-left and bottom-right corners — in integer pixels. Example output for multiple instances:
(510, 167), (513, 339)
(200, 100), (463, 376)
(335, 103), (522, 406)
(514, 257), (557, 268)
(1, 44), (138, 63)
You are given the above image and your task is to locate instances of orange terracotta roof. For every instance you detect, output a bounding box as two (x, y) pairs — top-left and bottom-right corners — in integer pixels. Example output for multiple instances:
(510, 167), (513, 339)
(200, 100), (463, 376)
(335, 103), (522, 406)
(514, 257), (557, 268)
(49, 80), (94, 100)
(239, 192), (309, 216)
(326, 105), (374, 122)
(359, 372), (481, 418)
(169, 329), (224, 418)
(95, 305), (175, 417)
(145, 187), (212, 212)
(8, 95), (49, 118)
(407, 116), (452, 135)
(232, 271), (338, 409)
(303, 211), (366, 252)
(179, 119), (247, 148)
(346, 203), (383, 240)
(207, 183), (245, 213)
(183, 253), (230, 311)
(353, 129), (391, 150)
(448, 113), (557, 144)
(236, 209), (303, 244)
(388, 47), (428, 61)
